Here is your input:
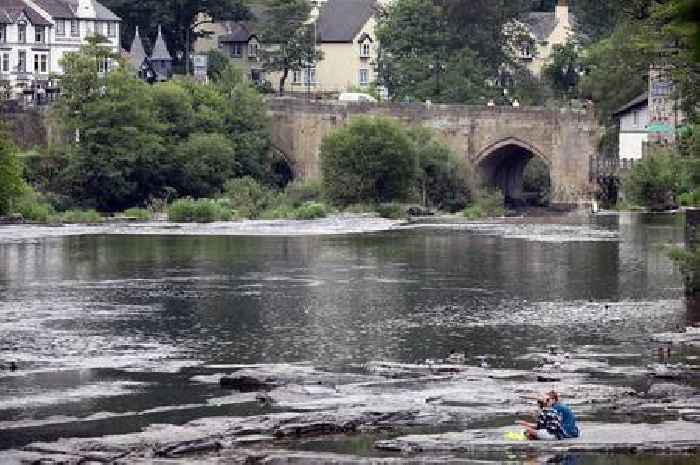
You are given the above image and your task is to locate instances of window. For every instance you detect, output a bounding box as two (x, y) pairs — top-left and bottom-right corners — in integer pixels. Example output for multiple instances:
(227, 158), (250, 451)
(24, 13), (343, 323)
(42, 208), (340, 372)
(293, 66), (316, 85)
(35, 26), (45, 43)
(33, 53), (47, 73)
(95, 21), (103, 36)
(248, 41), (258, 58)
(1, 53), (9, 72)
(86, 21), (93, 35)
(360, 42), (370, 58)
(359, 68), (369, 85)
(18, 23), (26, 43)
(71, 19), (79, 37)
(97, 57), (109, 73)
(18, 51), (26, 72)
(231, 42), (242, 57)
(633, 110), (639, 126)
(250, 69), (261, 83)
(0, 25), (6, 43)
(56, 20), (65, 36)
(107, 22), (115, 37)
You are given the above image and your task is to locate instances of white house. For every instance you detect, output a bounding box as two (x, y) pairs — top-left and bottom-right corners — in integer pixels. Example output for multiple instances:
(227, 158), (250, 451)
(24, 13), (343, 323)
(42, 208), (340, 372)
(613, 93), (649, 163)
(0, 0), (120, 98)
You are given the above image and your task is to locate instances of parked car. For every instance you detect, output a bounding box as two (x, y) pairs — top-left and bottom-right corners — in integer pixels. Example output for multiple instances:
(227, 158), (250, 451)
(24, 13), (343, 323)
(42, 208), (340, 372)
(338, 92), (377, 103)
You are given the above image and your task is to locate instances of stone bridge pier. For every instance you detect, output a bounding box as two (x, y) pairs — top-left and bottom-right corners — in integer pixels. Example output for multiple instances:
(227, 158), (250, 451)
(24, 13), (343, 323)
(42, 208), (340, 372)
(267, 99), (601, 207)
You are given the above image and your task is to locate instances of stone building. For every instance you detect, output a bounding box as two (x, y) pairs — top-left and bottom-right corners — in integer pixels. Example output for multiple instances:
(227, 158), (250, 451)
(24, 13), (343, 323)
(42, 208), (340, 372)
(0, 0), (120, 99)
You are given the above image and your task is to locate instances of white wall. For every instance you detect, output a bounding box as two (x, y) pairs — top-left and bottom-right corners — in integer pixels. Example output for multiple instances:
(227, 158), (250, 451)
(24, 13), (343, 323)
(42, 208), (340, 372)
(618, 105), (649, 161)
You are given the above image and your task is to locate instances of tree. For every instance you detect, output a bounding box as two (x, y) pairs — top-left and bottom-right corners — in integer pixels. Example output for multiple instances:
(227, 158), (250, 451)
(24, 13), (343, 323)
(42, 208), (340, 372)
(320, 117), (418, 205)
(258, 0), (323, 95)
(542, 42), (581, 99)
(0, 128), (24, 216)
(579, 22), (653, 123)
(175, 132), (237, 198)
(207, 49), (230, 80)
(624, 150), (686, 209)
(377, 0), (507, 103)
(410, 127), (474, 211)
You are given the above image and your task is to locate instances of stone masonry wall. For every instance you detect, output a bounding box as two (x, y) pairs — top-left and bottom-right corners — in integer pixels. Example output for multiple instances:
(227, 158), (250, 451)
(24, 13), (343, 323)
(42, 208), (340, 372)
(267, 99), (601, 205)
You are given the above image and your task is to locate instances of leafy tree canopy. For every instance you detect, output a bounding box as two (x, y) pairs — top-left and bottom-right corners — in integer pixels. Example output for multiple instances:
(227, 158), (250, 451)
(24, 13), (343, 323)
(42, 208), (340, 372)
(320, 117), (418, 205)
(258, 0), (323, 94)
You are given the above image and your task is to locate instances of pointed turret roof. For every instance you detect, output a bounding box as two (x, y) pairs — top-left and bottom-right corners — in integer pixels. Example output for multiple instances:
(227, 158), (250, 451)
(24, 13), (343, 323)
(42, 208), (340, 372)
(129, 26), (147, 68)
(151, 25), (172, 62)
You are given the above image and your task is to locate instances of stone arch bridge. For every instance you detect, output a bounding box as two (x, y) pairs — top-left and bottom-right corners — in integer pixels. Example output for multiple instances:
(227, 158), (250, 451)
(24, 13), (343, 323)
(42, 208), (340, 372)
(267, 99), (601, 206)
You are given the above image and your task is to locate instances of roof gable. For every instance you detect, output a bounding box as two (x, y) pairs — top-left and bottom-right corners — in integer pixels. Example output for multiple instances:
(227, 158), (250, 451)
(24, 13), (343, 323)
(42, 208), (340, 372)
(613, 93), (648, 116)
(317, 0), (376, 43)
(0, 0), (52, 25)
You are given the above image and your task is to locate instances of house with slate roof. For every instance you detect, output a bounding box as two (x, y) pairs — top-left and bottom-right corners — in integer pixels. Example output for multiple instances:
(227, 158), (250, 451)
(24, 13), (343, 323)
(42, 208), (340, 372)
(195, 0), (379, 94)
(0, 0), (120, 98)
(507, 0), (574, 76)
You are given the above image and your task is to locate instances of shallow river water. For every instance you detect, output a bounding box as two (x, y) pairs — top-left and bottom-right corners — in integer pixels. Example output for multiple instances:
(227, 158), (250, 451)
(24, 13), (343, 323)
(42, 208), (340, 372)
(1, 213), (698, 463)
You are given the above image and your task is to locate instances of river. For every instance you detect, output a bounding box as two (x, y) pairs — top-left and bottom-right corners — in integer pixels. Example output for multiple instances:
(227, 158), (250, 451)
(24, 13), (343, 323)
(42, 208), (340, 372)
(1, 213), (698, 464)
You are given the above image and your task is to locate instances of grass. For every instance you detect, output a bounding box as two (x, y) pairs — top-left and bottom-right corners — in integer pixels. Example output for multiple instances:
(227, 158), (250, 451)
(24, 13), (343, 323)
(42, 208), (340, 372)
(60, 209), (103, 224)
(167, 199), (233, 223)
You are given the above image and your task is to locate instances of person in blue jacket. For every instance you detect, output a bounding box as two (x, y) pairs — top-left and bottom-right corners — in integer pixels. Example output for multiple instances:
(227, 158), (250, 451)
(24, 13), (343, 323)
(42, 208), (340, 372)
(548, 390), (580, 439)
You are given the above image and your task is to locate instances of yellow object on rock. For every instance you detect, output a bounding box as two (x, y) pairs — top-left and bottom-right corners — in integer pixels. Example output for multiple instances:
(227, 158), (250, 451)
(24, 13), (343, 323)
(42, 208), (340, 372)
(504, 431), (528, 441)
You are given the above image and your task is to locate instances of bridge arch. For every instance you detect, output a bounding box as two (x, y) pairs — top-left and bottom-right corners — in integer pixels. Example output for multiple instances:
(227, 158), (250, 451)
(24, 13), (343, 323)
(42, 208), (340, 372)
(473, 138), (551, 205)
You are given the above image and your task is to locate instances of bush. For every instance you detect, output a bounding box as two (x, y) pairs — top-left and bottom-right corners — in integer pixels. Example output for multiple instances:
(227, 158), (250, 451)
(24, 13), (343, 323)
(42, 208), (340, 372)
(61, 209), (103, 224)
(0, 132), (25, 216)
(13, 186), (55, 223)
(679, 190), (700, 207)
(320, 117), (418, 206)
(120, 208), (153, 220)
(293, 202), (327, 220)
(285, 179), (323, 206)
(624, 150), (685, 210)
(167, 198), (233, 223)
(376, 203), (404, 219)
(411, 127), (474, 212)
(224, 177), (275, 219)
(463, 189), (505, 219)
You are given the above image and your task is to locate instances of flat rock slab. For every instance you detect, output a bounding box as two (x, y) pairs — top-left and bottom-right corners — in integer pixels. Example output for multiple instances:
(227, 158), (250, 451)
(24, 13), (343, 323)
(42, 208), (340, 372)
(375, 421), (700, 454)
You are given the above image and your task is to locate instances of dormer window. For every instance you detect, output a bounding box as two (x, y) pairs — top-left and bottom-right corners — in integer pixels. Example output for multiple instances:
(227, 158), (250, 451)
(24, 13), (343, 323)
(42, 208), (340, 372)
(360, 42), (370, 58)
(357, 33), (373, 58)
(18, 23), (27, 43)
(35, 26), (46, 43)
(248, 40), (258, 59)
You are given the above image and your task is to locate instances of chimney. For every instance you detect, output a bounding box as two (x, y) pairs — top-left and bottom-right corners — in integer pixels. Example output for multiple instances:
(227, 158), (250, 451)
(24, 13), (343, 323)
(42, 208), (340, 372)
(555, 0), (569, 27)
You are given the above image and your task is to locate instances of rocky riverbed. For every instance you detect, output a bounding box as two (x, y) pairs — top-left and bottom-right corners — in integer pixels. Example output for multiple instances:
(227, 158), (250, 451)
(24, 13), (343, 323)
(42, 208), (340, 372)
(5, 335), (700, 464)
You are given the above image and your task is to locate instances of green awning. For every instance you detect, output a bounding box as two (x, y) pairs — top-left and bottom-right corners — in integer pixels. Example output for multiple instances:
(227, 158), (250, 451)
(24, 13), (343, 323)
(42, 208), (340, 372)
(645, 121), (674, 134)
